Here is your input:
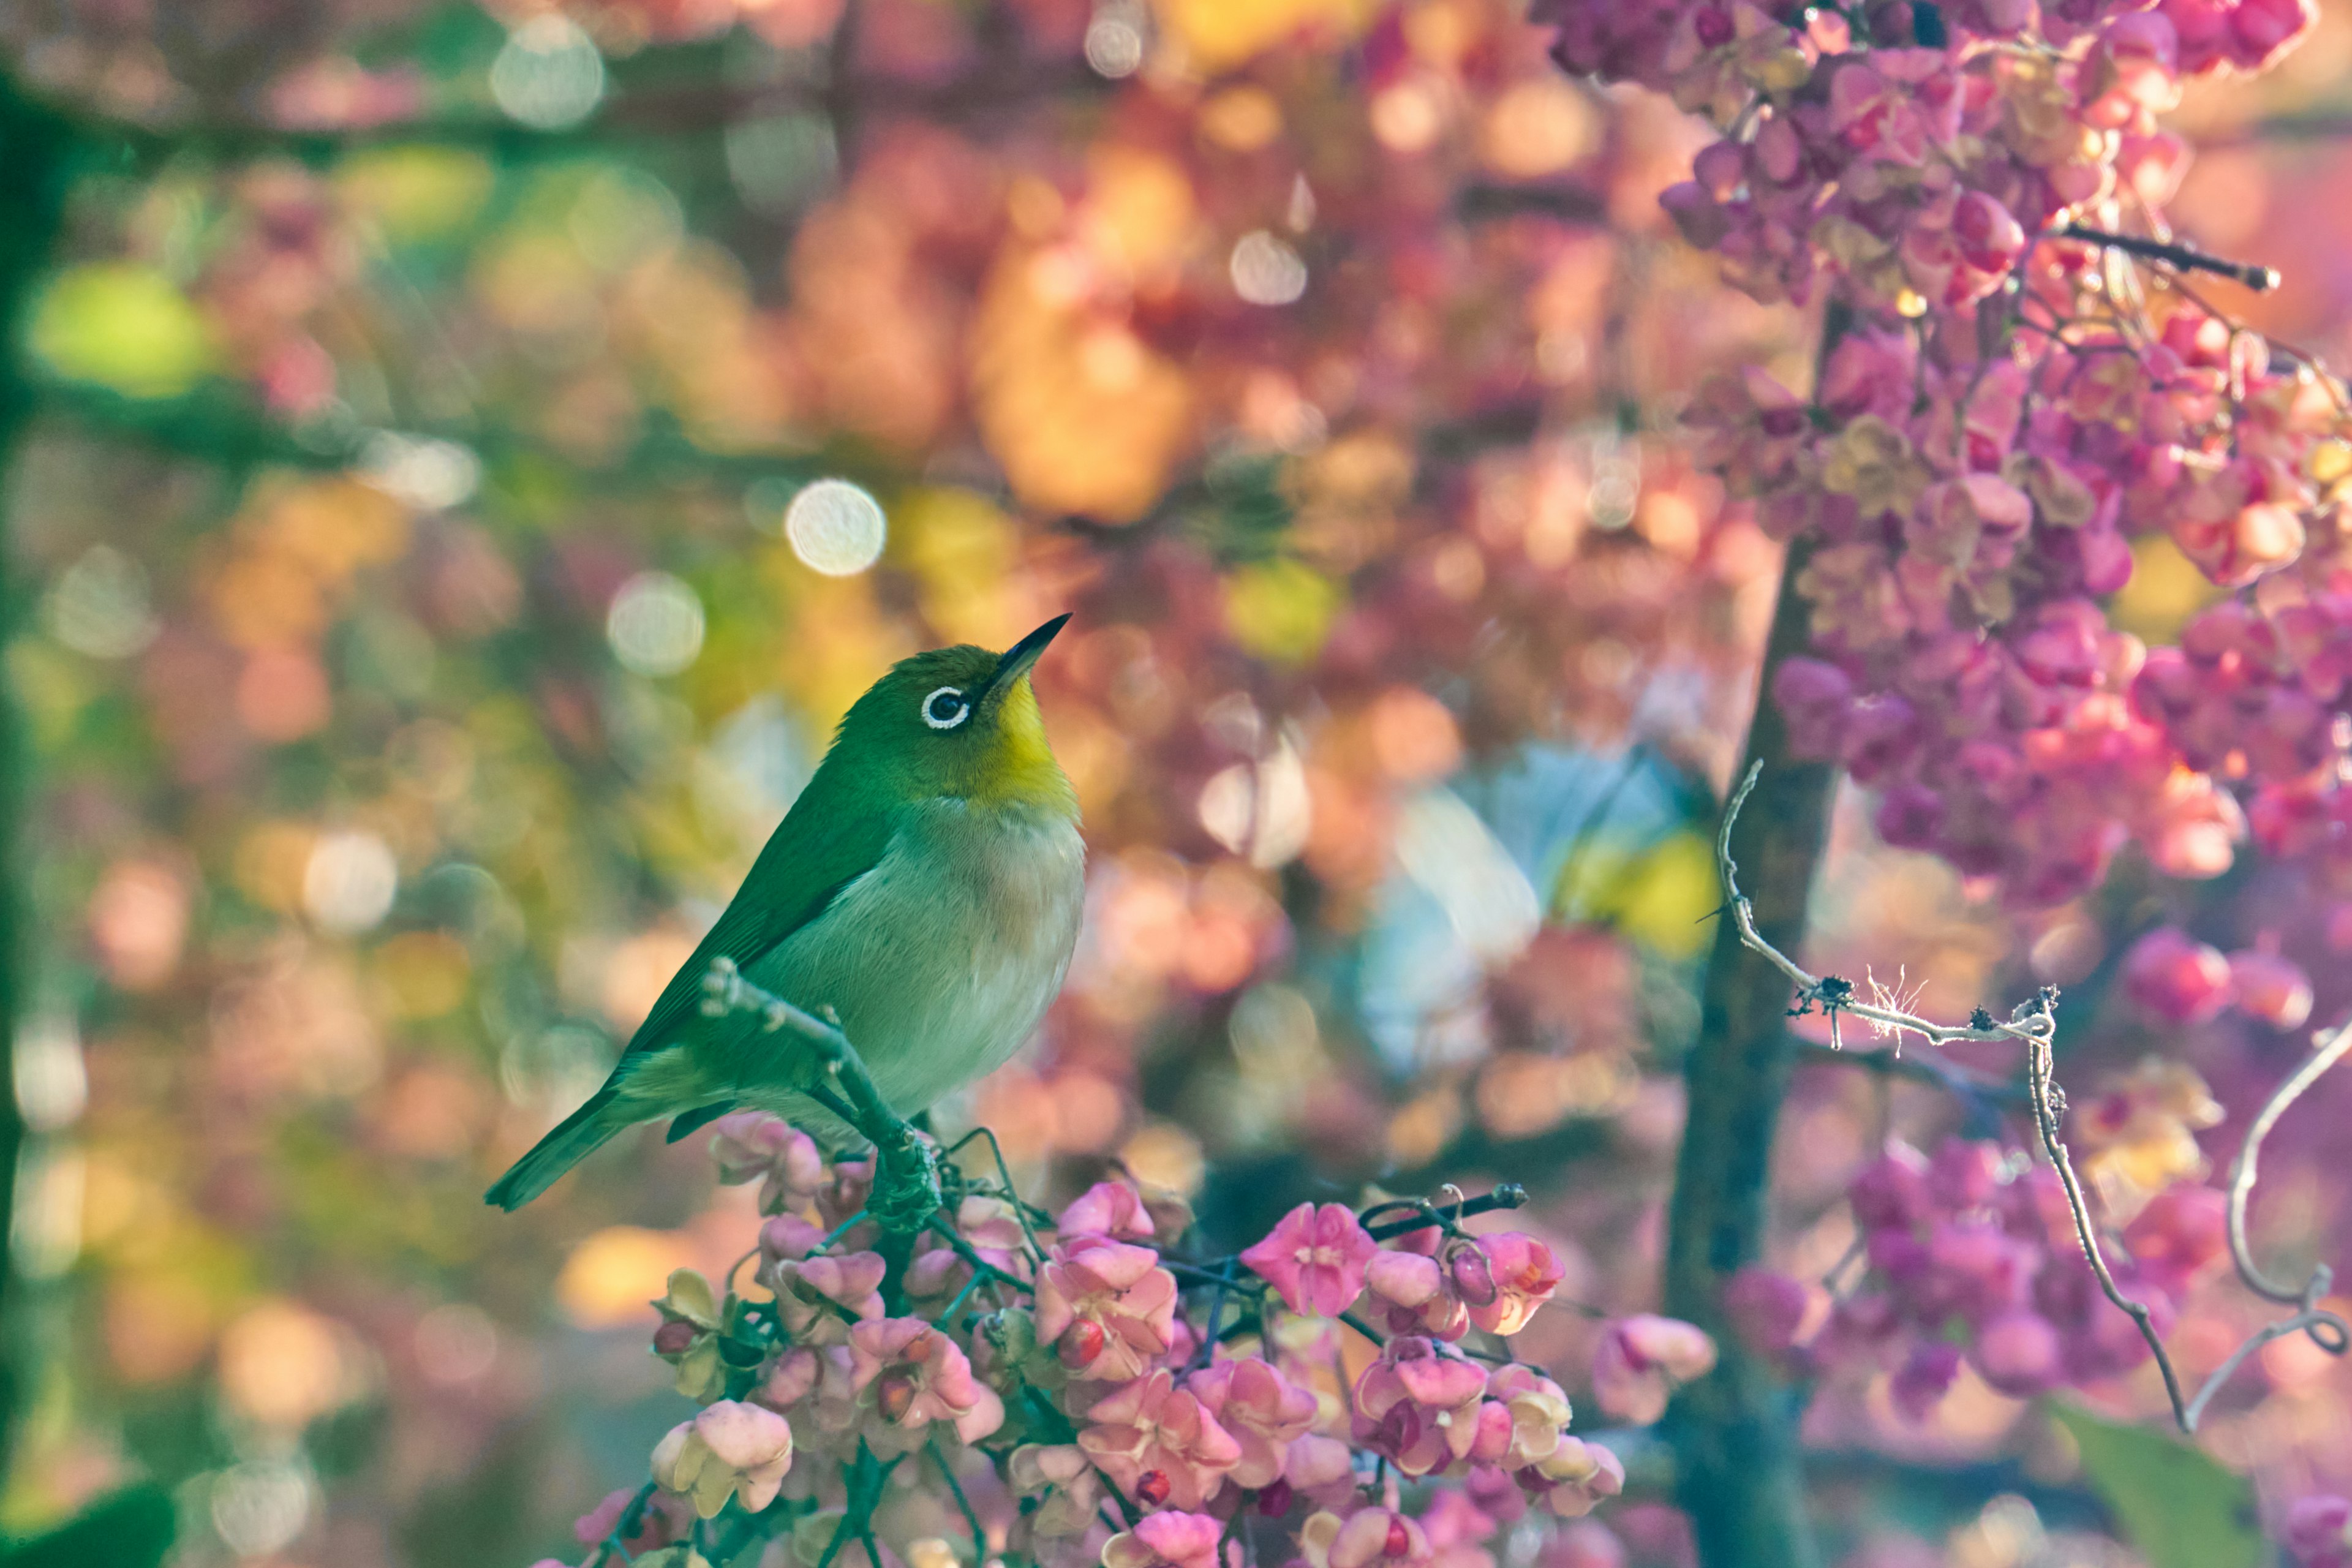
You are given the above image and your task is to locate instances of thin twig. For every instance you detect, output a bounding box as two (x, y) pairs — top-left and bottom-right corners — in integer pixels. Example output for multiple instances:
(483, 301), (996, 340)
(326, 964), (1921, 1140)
(1363, 1185), (1528, 1241)
(2227, 1022), (2352, 1306)
(1714, 761), (2352, 1436)
(929, 1434), (989, 1555)
(2060, 224), (2281, 292)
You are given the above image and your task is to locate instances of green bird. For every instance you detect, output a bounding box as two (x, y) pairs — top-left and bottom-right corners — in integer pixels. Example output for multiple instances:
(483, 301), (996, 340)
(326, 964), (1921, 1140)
(486, 615), (1085, 1210)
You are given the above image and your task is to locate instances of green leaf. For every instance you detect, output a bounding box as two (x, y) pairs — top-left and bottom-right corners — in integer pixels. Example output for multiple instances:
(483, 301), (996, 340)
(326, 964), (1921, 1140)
(2049, 1403), (2264, 1568)
(1, 1485), (175, 1568)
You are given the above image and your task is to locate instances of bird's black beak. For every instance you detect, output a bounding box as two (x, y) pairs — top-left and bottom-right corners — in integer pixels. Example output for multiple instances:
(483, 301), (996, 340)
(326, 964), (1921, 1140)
(981, 613), (1071, 703)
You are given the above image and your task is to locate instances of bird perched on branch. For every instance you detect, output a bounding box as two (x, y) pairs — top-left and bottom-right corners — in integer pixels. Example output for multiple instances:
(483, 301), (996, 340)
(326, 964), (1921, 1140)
(487, 615), (1085, 1210)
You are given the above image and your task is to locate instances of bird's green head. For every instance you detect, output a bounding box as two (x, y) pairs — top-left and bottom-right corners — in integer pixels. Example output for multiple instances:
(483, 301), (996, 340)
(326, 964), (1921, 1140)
(828, 614), (1079, 815)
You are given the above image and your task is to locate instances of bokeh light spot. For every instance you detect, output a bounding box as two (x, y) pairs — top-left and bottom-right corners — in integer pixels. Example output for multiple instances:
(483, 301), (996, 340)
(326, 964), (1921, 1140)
(557, 1226), (695, 1328)
(489, 15), (605, 130)
(358, 431), (481, 511)
(785, 479), (889, 576)
(1084, 2), (1147, 77)
(1231, 230), (1308, 306)
(47, 544), (157, 659)
(303, 831), (399, 933)
(606, 571), (707, 677)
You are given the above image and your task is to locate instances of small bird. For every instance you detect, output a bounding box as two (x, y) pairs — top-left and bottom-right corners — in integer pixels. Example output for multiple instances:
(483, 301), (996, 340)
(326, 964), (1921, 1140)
(487, 615), (1085, 1210)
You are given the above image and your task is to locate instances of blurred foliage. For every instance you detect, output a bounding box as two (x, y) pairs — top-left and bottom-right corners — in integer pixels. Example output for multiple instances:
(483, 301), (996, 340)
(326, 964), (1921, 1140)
(0, 2), (2348, 1567)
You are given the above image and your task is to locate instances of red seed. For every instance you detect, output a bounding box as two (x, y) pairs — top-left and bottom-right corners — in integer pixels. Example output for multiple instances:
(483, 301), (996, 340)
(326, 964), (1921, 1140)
(1059, 1320), (1107, 1370)
(877, 1375), (917, 1422)
(652, 1321), (698, 1356)
(1136, 1471), (1172, 1507)
(1385, 1517), (1412, 1558)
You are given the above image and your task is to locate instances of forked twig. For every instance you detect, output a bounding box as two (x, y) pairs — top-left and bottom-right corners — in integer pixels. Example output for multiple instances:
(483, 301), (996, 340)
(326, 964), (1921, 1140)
(1716, 761), (2350, 1433)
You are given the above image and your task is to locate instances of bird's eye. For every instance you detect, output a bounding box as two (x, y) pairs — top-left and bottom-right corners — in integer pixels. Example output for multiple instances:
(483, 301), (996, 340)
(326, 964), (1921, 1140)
(921, 686), (970, 731)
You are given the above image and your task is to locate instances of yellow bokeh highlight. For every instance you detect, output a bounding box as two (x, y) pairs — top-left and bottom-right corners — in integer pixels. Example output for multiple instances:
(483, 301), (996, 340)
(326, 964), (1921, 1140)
(336, 146), (496, 242)
(1224, 559), (1343, 665)
(891, 487), (1036, 649)
(29, 263), (215, 399)
(1554, 830), (1719, 959)
(2109, 532), (2229, 644)
(1153, 0), (1372, 71)
(1084, 146), (1200, 277)
(970, 245), (1193, 523)
(557, 1226), (698, 1329)
(371, 931), (473, 1020)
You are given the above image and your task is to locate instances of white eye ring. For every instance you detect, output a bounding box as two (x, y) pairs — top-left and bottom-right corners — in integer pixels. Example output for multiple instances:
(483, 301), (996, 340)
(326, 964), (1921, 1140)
(921, 686), (970, 730)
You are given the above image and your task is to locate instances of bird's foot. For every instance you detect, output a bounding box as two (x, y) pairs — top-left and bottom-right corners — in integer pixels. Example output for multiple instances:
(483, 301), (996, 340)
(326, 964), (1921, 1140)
(869, 1124), (944, 1237)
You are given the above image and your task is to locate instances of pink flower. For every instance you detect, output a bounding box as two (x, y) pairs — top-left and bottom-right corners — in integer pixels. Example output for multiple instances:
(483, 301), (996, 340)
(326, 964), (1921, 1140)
(709, 1112), (827, 1213)
(1078, 1367), (1243, 1510)
(1472, 1364), (1574, 1470)
(1466, 1234), (1564, 1336)
(1063, 1180), (1157, 1241)
(1591, 1316), (1716, 1424)
(1367, 1231), (1560, 1340)
(758, 1213), (826, 1267)
(2230, 949), (2313, 1028)
(1008, 1443), (1106, 1539)
(1722, 1268), (1811, 1355)
(1243, 1203), (1378, 1317)
(650, 1399), (795, 1518)
(1300, 1507), (1434, 1568)
(1187, 1355), (1318, 1488)
(956, 1194), (1037, 1279)
(1035, 1235), (1180, 1381)
(572, 1485), (684, 1552)
(2121, 1184), (2229, 1292)
(1968, 1310), (2063, 1396)
(1102, 1510), (1226, 1568)
(771, 1251), (888, 1345)
(1889, 1342), (1961, 1422)
(1365, 1248), (1458, 1339)
(846, 1317), (1005, 1453)
(2122, 927), (2233, 1024)
(2286, 1494), (2352, 1565)
(1520, 1436), (1625, 1519)
(1352, 1336), (1490, 1476)
(1421, 1486), (1501, 1568)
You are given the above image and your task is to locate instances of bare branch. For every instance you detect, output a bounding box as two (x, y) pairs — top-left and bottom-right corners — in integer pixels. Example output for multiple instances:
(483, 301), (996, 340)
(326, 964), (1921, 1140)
(2228, 1021), (2352, 1306)
(2058, 223), (2282, 292)
(1714, 760), (2352, 1436)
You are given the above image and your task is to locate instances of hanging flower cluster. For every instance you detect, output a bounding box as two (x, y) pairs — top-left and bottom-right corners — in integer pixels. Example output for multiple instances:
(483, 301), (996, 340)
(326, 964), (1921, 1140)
(1539, 0), (2352, 912)
(534, 1114), (1700, 1568)
(1728, 1133), (2232, 1418)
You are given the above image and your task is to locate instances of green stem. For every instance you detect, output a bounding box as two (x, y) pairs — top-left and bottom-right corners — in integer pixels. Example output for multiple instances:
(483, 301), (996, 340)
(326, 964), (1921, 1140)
(1659, 308), (1850, 1568)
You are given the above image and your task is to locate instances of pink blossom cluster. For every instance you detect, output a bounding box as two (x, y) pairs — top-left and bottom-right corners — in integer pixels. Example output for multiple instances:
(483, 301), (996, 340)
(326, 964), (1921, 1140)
(543, 1115), (1712, 1568)
(1729, 1138), (2230, 1415)
(1705, 321), (2253, 903)
(1686, 299), (2352, 905)
(1535, 0), (2302, 314)
(1539, 0), (2352, 908)
(2120, 924), (2314, 1028)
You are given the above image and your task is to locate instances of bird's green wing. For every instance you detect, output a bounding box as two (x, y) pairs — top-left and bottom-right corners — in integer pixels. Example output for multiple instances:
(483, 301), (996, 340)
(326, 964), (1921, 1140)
(618, 755), (893, 1060)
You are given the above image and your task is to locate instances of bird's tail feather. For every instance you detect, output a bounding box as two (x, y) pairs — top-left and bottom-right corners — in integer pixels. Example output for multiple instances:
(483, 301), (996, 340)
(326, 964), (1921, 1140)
(485, 1090), (624, 1210)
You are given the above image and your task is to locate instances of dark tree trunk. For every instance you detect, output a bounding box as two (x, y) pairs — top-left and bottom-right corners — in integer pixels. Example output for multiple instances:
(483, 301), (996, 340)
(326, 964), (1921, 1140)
(1660, 310), (1849, 1568)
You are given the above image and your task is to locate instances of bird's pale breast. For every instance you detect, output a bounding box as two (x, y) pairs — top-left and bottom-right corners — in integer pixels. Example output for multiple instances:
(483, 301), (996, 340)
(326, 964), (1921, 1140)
(734, 796), (1085, 1119)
